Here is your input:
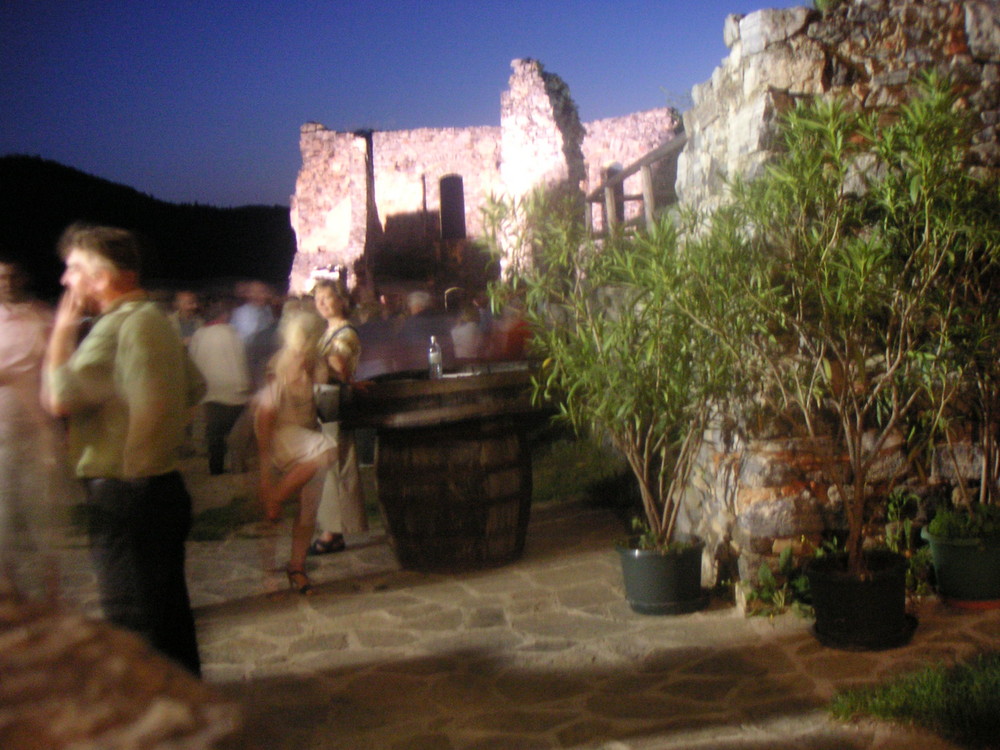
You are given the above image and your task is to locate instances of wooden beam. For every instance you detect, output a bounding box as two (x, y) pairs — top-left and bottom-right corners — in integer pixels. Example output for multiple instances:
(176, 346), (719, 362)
(641, 165), (656, 232)
(585, 132), (688, 202)
(604, 185), (619, 230)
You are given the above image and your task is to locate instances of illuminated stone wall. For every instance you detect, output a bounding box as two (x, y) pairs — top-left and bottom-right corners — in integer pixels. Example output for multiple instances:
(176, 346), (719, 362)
(289, 58), (681, 292)
(676, 0), (1000, 212)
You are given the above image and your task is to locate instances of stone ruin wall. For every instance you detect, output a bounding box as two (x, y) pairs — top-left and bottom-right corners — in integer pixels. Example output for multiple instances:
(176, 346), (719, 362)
(371, 125), (502, 248)
(671, 0), (1000, 590)
(289, 58), (682, 292)
(500, 59), (583, 204)
(289, 125), (369, 286)
(676, 0), (1000, 211)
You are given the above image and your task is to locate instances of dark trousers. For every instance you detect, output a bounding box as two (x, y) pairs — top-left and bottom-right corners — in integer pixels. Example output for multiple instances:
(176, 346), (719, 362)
(204, 402), (245, 475)
(85, 472), (201, 676)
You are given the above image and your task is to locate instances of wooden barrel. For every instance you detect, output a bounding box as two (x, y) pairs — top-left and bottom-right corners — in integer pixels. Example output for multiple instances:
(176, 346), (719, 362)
(342, 367), (542, 571)
(376, 417), (532, 571)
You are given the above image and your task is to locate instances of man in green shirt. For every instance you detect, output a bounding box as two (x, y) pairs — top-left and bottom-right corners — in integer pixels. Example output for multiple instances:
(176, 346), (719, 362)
(44, 223), (206, 676)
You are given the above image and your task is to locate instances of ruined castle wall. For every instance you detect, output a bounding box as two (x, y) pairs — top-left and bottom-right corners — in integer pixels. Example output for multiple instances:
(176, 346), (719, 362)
(371, 126), (502, 248)
(676, 0), (1000, 213)
(500, 59), (586, 202)
(289, 125), (369, 287)
(372, 127), (500, 244)
(289, 58), (683, 291)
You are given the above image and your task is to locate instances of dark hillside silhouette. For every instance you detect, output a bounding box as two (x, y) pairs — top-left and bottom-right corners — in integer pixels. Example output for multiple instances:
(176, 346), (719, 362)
(0, 155), (296, 300)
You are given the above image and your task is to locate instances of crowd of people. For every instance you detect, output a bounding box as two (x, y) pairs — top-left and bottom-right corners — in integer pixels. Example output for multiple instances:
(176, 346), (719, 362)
(0, 223), (532, 677)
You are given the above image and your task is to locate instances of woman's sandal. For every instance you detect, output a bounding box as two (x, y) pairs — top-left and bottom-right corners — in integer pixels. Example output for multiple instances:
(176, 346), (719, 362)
(286, 568), (315, 596)
(308, 534), (346, 556)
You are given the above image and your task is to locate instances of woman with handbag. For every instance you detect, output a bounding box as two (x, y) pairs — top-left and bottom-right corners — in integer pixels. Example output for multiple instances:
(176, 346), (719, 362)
(309, 279), (368, 555)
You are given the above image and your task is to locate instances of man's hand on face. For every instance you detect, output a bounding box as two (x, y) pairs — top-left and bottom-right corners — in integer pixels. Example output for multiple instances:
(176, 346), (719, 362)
(54, 287), (86, 327)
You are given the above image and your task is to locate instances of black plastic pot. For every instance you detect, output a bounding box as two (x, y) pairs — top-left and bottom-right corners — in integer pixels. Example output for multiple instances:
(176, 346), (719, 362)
(805, 549), (915, 650)
(616, 537), (708, 615)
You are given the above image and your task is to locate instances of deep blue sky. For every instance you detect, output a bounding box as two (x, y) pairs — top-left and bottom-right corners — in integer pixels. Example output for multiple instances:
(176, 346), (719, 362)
(2, 1), (802, 208)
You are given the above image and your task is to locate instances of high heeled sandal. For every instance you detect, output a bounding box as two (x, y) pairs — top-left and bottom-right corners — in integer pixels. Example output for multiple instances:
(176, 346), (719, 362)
(286, 568), (315, 596)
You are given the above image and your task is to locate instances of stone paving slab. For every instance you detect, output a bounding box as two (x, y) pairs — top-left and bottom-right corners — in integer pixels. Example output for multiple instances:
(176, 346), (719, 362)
(51, 496), (997, 749)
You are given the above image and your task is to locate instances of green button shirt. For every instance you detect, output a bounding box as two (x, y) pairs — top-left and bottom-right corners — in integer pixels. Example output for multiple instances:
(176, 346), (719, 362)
(48, 295), (207, 479)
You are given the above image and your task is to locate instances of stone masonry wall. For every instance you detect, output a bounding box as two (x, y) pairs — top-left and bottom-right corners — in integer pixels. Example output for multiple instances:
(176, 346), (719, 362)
(500, 59), (585, 204)
(289, 125), (369, 289)
(372, 125), (502, 247)
(676, 0), (1000, 213)
(497, 59), (588, 275)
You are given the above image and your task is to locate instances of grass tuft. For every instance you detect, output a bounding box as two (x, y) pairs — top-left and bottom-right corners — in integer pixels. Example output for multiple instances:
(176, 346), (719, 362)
(830, 652), (1000, 747)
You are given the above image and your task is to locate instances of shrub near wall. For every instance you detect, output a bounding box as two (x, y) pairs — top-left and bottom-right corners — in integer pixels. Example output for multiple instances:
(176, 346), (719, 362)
(678, 74), (1000, 584)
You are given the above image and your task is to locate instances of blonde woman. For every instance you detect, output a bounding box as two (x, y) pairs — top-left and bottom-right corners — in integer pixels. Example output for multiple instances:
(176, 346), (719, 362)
(254, 307), (334, 594)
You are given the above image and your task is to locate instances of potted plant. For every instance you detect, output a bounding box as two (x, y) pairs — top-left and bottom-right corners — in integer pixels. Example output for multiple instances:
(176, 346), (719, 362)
(683, 74), (998, 648)
(484, 190), (737, 615)
(922, 504), (1000, 608)
(919, 171), (1000, 608)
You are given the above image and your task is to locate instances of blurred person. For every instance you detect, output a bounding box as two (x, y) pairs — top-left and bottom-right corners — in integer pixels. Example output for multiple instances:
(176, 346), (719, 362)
(253, 308), (334, 595)
(231, 280), (275, 342)
(473, 291), (494, 340)
(188, 297), (252, 475)
(489, 299), (531, 361)
(310, 279), (367, 555)
(43, 223), (206, 676)
(351, 284), (383, 325)
(226, 295), (293, 475)
(168, 289), (204, 455)
(168, 289), (203, 346)
(354, 293), (396, 379)
(0, 256), (75, 602)
(396, 289), (454, 373)
(450, 302), (485, 361)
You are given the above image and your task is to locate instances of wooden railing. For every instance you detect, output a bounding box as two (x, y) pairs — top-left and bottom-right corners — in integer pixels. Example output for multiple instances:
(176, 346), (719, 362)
(585, 132), (688, 236)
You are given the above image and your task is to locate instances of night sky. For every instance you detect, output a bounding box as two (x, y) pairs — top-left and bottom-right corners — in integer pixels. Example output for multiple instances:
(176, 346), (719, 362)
(2, 1), (802, 208)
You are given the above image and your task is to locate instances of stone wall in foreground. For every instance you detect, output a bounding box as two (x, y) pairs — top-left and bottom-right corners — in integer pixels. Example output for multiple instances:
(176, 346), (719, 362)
(676, 0), (1000, 213)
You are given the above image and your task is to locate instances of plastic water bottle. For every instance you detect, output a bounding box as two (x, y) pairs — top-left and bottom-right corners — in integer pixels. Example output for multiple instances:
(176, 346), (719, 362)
(428, 335), (443, 379)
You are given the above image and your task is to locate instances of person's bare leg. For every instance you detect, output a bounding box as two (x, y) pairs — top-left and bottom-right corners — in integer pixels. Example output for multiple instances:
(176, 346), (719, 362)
(287, 450), (333, 594)
(261, 461), (320, 522)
